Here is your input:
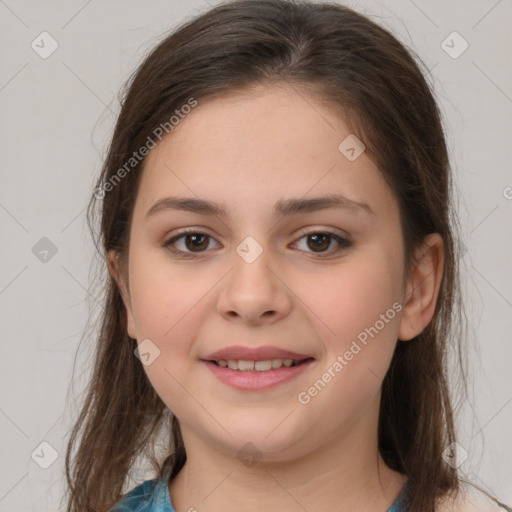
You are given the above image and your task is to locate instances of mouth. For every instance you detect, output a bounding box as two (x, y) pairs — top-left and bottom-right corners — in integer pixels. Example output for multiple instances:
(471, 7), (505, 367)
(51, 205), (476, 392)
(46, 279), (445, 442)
(201, 357), (316, 391)
(206, 357), (314, 371)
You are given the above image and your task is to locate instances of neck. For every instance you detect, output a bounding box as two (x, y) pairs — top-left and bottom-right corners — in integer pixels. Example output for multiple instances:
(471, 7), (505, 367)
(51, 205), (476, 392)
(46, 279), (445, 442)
(169, 399), (406, 512)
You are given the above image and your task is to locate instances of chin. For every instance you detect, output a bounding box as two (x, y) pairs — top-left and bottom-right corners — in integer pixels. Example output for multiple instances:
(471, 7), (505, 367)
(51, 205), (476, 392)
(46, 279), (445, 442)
(218, 425), (307, 460)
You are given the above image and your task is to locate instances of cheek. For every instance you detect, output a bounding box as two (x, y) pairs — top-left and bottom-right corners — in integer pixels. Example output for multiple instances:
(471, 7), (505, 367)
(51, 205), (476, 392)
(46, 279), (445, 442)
(306, 258), (402, 400)
(296, 256), (402, 346)
(127, 264), (205, 415)
(126, 247), (232, 408)
(295, 320), (400, 436)
(293, 255), (403, 410)
(128, 244), (204, 339)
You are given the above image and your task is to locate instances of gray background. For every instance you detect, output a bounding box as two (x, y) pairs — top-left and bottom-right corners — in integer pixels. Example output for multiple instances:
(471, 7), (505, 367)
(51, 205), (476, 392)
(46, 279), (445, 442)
(0, 0), (511, 510)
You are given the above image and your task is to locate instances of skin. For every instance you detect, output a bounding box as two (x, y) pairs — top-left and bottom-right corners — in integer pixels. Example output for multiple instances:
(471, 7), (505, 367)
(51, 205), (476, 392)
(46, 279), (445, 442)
(108, 83), (444, 512)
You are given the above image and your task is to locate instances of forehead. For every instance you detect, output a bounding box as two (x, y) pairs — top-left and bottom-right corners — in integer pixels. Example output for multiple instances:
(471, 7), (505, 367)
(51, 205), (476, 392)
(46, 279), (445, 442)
(154, 83), (348, 166)
(134, 84), (397, 223)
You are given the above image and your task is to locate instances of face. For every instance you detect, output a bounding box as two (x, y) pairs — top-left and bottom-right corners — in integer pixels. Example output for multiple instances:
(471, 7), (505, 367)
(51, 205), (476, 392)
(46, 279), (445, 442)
(112, 84), (413, 462)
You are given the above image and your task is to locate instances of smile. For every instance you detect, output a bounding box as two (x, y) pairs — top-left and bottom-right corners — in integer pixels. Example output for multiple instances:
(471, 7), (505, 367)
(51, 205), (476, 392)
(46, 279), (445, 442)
(202, 358), (315, 391)
(211, 358), (307, 371)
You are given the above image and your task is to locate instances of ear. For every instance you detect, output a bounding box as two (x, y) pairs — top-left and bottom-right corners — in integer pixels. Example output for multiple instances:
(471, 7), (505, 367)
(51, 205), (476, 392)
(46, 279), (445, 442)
(398, 233), (444, 341)
(106, 250), (137, 340)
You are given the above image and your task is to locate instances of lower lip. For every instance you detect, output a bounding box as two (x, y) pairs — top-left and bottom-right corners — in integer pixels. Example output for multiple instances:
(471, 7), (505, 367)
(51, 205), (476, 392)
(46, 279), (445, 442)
(201, 359), (315, 391)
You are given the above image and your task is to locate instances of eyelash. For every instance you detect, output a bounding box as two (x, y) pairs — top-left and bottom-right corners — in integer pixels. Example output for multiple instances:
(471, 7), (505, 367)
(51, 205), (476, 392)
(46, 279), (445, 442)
(162, 228), (352, 259)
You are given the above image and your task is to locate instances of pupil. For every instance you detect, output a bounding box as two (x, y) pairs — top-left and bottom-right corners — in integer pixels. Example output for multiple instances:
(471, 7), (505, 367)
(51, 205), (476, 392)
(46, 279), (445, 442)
(308, 233), (329, 252)
(186, 234), (208, 251)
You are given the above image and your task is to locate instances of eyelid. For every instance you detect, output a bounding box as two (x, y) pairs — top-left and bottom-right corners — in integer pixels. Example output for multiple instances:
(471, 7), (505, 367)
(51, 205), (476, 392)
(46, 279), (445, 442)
(162, 228), (220, 258)
(293, 225), (351, 241)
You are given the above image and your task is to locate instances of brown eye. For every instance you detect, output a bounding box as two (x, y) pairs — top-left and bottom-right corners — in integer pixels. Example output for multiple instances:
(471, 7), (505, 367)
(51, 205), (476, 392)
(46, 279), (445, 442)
(183, 233), (209, 252)
(163, 231), (219, 257)
(307, 233), (331, 252)
(293, 231), (352, 256)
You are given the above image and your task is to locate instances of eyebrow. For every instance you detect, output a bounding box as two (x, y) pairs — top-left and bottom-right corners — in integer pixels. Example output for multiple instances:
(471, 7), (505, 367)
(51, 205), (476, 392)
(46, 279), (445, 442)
(145, 194), (375, 219)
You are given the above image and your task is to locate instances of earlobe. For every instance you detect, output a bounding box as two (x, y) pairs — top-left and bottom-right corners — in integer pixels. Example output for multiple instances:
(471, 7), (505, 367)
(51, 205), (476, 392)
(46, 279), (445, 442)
(398, 233), (444, 341)
(106, 250), (137, 340)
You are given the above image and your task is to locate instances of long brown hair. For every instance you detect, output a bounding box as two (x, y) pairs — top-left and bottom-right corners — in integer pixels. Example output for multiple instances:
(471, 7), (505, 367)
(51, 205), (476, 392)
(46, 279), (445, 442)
(64, 1), (467, 510)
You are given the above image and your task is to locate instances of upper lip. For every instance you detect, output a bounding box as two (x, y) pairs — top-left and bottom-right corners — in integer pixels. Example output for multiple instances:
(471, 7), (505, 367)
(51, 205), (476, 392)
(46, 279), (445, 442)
(203, 345), (314, 361)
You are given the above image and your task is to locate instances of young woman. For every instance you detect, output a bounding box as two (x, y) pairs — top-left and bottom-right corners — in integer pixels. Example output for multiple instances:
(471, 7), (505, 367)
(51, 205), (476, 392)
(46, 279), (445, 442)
(63, 1), (512, 511)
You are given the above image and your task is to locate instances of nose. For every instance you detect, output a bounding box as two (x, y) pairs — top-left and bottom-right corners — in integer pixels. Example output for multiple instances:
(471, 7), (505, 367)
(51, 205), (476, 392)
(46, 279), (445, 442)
(216, 243), (292, 326)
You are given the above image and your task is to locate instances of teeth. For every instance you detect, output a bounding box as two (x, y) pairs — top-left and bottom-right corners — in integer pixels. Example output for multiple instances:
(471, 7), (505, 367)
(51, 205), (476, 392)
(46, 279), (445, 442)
(216, 358), (298, 371)
(255, 360), (272, 371)
(237, 360), (255, 371)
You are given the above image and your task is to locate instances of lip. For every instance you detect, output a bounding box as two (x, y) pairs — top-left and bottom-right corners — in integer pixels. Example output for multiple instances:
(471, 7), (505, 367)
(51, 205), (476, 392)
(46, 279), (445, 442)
(202, 358), (316, 391)
(203, 345), (313, 362)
